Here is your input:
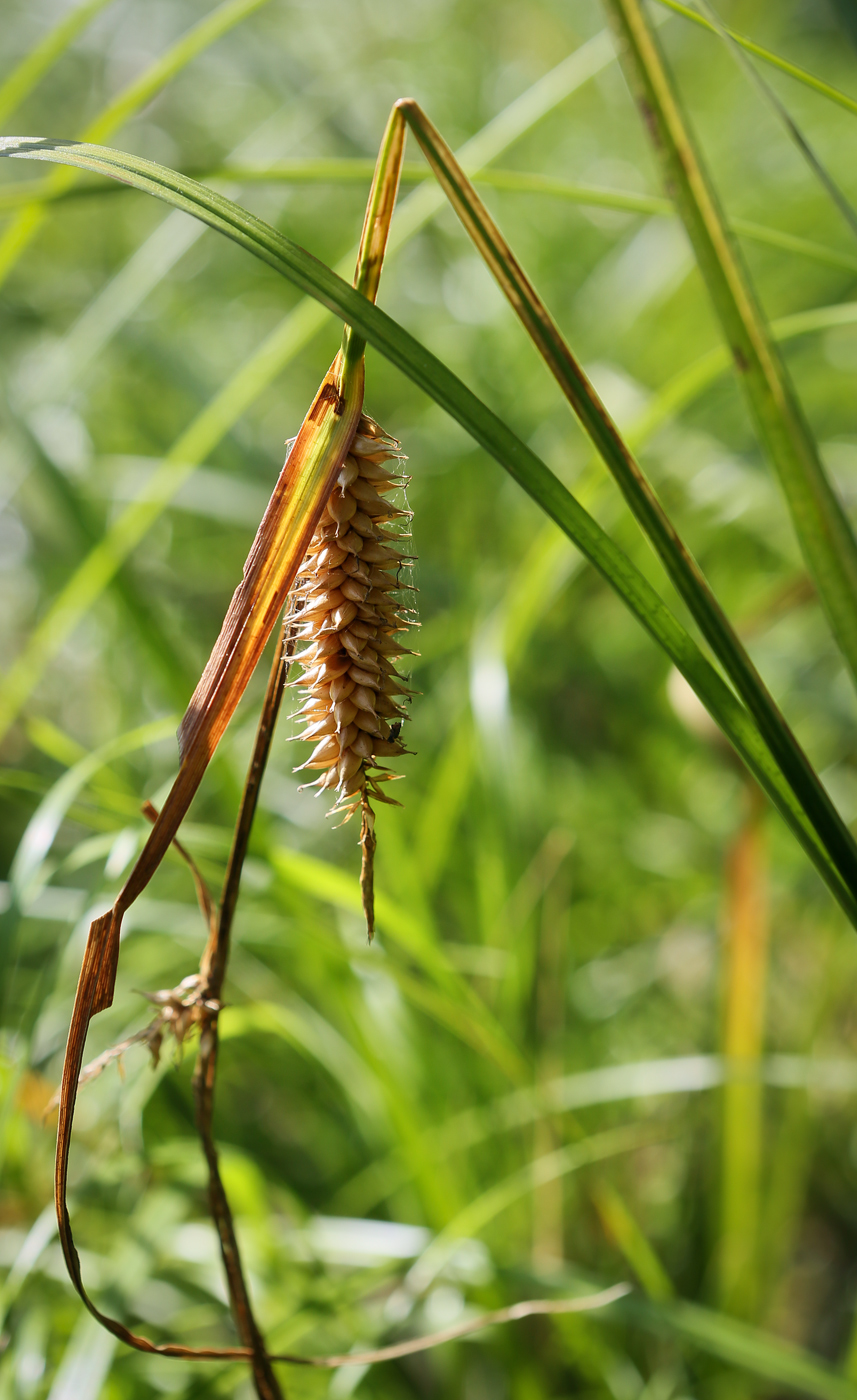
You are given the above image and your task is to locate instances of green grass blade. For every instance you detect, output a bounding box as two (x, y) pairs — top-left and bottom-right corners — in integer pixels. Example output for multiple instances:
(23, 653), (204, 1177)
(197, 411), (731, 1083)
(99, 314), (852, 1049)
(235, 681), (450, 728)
(604, 0), (857, 693)
(18, 421), (195, 704)
(8, 716), (176, 909)
(0, 0), (271, 291)
(214, 163), (857, 274)
(395, 100), (857, 923)
(629, 300), (857, 451)
(692, 0), (857, 244)
(81, 0), (270, 146)
(271, 845), (526, 1082)
(0, 37), (619, 743)
(632, 1295), (857, 1400)
(2, 142), (855, 926)
(0, 0), (116, 129)
(407, 1125), (649, 1293)
(656, 0), (857, 121)
(6, 163), (853, 275)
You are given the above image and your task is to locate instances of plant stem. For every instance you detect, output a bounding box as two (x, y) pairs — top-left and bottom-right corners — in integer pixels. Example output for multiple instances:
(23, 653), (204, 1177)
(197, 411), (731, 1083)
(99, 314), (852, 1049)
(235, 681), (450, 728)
(602, 0), (857, 693)
(718, 778), (769, 1322)
(192, 618), (293, 1400)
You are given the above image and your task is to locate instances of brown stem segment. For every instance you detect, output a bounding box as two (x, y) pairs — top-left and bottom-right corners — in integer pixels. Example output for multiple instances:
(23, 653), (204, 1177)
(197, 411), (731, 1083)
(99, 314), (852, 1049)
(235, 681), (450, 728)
(192, 618), (295, 1400)
(359, 799), (377, 941)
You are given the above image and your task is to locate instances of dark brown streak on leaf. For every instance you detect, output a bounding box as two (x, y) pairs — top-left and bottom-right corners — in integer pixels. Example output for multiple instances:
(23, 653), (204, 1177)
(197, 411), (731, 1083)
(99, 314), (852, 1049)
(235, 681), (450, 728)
(310, 380), (344, 419)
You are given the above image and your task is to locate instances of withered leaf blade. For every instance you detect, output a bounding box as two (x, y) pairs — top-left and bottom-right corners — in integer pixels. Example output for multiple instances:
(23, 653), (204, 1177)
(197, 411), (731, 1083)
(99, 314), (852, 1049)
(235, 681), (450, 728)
(179, 351), (364, 763)
(63, 351), (364, 1030)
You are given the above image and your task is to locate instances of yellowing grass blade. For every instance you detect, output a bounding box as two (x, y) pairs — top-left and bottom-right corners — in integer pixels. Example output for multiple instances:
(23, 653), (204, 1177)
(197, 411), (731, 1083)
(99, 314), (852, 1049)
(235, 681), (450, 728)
(80, 351), (364, 1025)
(51, 118), (414, 1361)
(178, 352), (364, 766)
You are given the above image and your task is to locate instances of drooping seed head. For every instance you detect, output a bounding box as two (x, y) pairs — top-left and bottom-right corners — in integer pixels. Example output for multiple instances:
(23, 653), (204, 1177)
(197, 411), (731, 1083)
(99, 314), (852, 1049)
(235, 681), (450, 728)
(286, 413), (416, 938)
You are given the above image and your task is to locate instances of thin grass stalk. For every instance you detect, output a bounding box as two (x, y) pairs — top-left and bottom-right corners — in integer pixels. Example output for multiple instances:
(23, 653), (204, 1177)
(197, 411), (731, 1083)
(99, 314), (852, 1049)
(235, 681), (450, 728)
(691, 0), (857, 243)
(0, 34), (612, 749)
(718, 780), (769, 1321)
(0, 0), (271, 290)
(391, 98), (857, 928)
(602, 0), (857, 693)
(2, 140), (855, 924)
(0, 0), (116, 129)
(655, 0), (857, 120)
(5, 164), (857, 276)
(192, 620), (294, 1400)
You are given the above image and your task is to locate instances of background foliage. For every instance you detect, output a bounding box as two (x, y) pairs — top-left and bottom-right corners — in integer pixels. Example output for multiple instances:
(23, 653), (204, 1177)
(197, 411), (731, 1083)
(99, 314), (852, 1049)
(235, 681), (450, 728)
(3, 0), (857, 1396)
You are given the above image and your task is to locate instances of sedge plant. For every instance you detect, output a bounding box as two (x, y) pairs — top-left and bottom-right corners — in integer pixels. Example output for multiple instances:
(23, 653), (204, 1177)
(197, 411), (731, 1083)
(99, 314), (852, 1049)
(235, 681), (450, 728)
(4, 3), (857, 1396)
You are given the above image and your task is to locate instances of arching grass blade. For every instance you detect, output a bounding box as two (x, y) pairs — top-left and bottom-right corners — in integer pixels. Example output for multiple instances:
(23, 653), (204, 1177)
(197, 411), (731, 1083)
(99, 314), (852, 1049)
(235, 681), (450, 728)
(0, 138), (855, 927)
(603, 0), (857, 694)
(391, 99), (857, 921)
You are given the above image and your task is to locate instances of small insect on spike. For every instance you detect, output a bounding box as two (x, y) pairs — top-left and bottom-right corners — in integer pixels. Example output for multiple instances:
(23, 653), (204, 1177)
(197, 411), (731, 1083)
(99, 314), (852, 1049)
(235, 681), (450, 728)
(286, 412), (416, 940)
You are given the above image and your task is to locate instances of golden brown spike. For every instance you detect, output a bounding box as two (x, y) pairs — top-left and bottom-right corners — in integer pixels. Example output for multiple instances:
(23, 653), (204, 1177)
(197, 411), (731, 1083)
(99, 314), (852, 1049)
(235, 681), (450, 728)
(288, 413), (415, 937)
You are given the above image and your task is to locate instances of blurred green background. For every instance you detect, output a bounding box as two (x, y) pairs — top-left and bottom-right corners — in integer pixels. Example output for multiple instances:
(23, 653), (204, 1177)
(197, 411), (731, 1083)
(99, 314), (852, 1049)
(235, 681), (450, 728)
(3, 1), (857, 1395)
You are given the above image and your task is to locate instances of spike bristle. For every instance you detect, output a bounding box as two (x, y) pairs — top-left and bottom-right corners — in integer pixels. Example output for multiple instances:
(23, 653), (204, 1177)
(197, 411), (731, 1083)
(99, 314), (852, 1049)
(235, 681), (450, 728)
(286, 413), (416, 938)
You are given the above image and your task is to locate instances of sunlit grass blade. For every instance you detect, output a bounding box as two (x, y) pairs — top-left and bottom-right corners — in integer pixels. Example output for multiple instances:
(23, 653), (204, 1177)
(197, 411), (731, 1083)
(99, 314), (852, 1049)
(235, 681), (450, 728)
(591, 1179), (674, 1300)
(604, 0), (857, 693)
(629, 1294), (857, 1400)
(7, 717), (176, 911)
(692, 0), (857, 243)
(17, 420), (194, 703)
(656, 0), (857, 120)
(0, 0), (116, 129)
(406, 1125), (652, 1293)
(0, 0), (271, 290)
(271, 845), (526, 1081)
(212, 162), (857, 275)
(718, 781), (770, 1320)
(1, 138), (856, 928)
(5, 161), (856, 277)
(0, 37), (617, 751)
(628, 300), (857, 456)
(393, 99), (857, 922)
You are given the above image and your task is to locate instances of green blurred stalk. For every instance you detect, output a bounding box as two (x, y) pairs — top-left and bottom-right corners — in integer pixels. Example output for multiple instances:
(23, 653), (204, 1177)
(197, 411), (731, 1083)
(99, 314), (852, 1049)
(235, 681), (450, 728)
(0, 0), (116, 129)
(0, 0), (271, 290)
(603, 0), (857, 693)
(656, 0), (857, 120)
(718, 780), (769, 1321)
(5, 163), (853, 274)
